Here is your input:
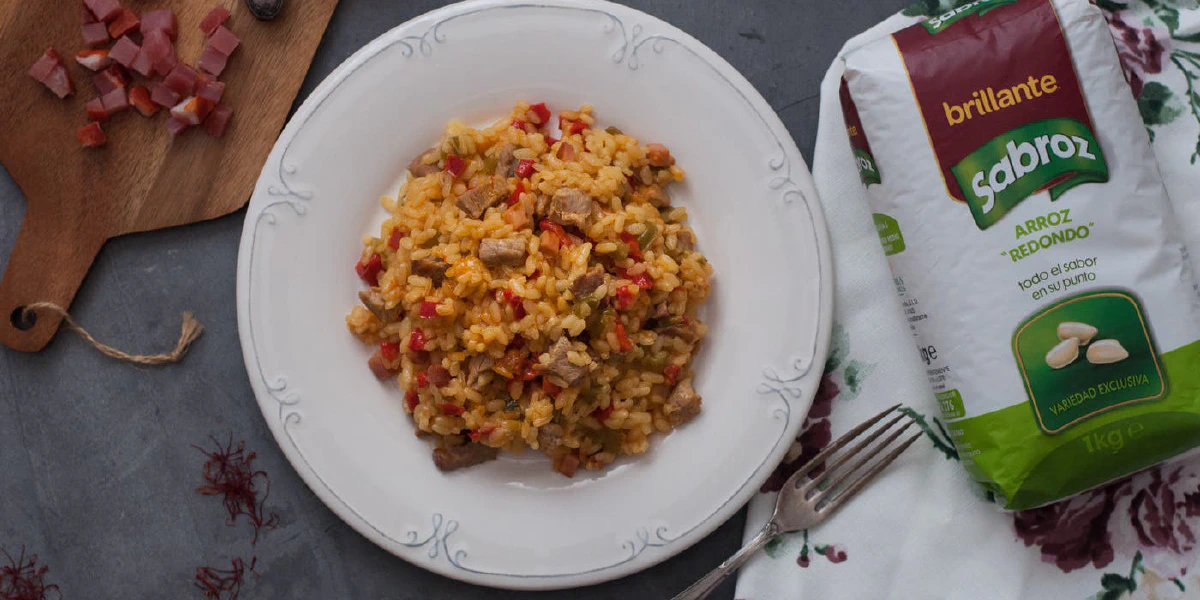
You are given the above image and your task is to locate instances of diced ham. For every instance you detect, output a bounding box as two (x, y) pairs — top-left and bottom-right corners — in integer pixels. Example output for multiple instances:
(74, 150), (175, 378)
(196, 46), (228, 76)
(130, 50), (153, 77)
(207, 26), (240, 56)
(77, 122), (106, 147)
(150, 81), (180, 108)
(85, 97), (108, 122)
(92, 65), (128, 95)
(84, 0), (123, 23)
(196, 78), (224, 103)
(170, 96), (212, 126)
(129, 86), (157, 116)
(28, 48), (60, 83)
(107, 8), (140, 39)
(140, 9), (177, 40)
(199, 7), (231, 36)
(142, 30), (177, 76)
(83, 2), (98, 23)
(165, 117), (190, 136)
(203, 104), (231, 137)
(108, 36), (140, 68)
(163, 64), (197, 96)
(75, 49), (111, 71)
(43, 66), (74, 99)
(101, 86), (129, 115)
(82, 22), (110, 48)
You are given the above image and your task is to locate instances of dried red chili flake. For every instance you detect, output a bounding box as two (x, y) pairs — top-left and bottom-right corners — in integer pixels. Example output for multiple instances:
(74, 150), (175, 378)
(194, 435), (279, 545)
(405, 389), (419, 411)
(193, 556), (257, 600)
(387, 228), (406, 250)
(0, 547), (61, 600)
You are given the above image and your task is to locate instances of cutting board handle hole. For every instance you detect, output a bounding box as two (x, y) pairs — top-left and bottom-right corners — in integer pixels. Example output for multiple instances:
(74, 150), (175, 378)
(10, 306), (35, 331)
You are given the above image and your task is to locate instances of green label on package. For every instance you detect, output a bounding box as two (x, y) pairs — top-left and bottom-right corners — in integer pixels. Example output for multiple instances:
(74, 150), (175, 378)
(1013, 290), (1167, 433)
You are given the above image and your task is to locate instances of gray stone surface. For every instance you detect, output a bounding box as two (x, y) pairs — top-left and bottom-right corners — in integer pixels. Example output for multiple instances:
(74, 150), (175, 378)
(0, 0), (901, 597)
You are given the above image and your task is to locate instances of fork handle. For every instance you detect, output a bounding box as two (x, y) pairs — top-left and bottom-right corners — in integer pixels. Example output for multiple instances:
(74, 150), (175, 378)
(671, 521), (780, 600)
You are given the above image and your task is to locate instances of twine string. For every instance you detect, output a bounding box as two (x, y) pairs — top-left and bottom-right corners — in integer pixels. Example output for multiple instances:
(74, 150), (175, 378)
(21, 302), (203, 365)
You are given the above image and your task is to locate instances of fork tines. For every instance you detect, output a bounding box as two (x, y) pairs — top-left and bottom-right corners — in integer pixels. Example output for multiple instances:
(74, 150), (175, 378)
(789, 404), (923, 514)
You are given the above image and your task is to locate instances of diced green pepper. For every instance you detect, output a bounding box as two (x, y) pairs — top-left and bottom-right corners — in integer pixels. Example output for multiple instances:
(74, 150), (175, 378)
(605, 126), (623, 135)
(636, 224), (657, 251)
(483, 156), (498, 174)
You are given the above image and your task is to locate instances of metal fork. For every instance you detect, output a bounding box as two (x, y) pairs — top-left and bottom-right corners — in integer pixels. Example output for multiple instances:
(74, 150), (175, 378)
(671, 404), (923, 600)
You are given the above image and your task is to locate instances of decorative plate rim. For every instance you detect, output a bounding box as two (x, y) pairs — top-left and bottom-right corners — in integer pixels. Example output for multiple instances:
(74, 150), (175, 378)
(235, 0), (834, 590)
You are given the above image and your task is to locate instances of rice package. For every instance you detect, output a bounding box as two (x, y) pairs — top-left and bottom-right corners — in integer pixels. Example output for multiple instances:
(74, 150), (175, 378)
(841, 0), (1200, 509)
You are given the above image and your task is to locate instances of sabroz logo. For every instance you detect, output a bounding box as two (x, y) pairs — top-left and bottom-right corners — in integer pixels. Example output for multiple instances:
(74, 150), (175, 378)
(943, 75), (1059, 126)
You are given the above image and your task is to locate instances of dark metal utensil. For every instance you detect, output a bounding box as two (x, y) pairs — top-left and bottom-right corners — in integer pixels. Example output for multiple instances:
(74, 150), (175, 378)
(244, 0), (283, 21)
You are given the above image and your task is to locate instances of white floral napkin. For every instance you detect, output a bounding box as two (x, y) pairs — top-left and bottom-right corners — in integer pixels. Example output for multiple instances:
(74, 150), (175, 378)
(734, 1), (1200, 598)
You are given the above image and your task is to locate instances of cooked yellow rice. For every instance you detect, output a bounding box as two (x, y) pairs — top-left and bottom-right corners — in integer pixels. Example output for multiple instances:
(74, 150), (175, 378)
(346, 102), (713, 475)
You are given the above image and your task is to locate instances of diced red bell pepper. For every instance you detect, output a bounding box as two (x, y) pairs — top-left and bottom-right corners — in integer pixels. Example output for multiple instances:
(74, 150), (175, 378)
(419, 301), (440, 319)
(615, 284), (636, 310)
(539, 219), (572, 247)
(518, 363), (539, 382)
(380, 341), (401, 362)
(559, 116), (587, 135)
(388, 228), (406, 250)
(510, 118), (530, 132)
(468, 426), (495, 442)
(416, 370), (429, 388)
(620, 232), (642, 260)
(507, 183), (524, 207)
(405, 389), (420, 411)
(444, 154), (466, 178)
(515, 159), (534, 179)
(438, 402), (464, 416)
(614, 322), (633, 351)
(592, 405), (614, 422)
(529, 102), (551, 125)
(355, 253), (383, 286)
(664, 364), (682, 386)
(501, 289), (526, 319)
(542, 378), (563, 397)
(408, 328), (428, 352)
(76, 122), (106, 148)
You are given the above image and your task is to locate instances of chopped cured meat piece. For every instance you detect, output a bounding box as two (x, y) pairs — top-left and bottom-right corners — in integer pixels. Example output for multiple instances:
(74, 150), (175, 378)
(199, 6), (231, 36)
(28, 48), (60, 83)
(163, 64), (197, 96)
(43, 66), (74, 99)
(106, 8), (140, 39)
(432, 444), (499, 472)
(85, 97), (108, 122)
(196, 46), (228, 76)
(207, 26), (240, 56)
(203, 104), (232, 137)
(165, 116), (189, 136)
(82, 22), (110, 48)
(170, 95), (212, 126)
(128, 86), (157, 116)
(108, 36), (140, 68)
(83, 2), (98, 23)
(93, 64), (129, 95)
(141, 30), (176, 76)
(100, 86), (129, 115)
(84, 0), (122, 23)
(77, 122), (106, 147)
(150, 81), (180, 107)
(196, 78), (224, 103)
(130, 50), (154, 77)
(75, 49), (111, 71)
(140, 9), (177, 40)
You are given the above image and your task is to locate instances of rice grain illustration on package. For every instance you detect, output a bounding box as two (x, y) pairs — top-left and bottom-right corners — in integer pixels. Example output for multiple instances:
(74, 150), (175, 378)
(842, 0), (1200, 509)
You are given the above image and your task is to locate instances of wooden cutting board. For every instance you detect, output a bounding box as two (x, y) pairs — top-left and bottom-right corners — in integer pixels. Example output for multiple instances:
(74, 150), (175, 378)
(0, 0), (338, 352)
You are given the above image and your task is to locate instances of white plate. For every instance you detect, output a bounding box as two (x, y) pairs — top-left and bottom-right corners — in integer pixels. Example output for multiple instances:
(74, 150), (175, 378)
(236, 0), (832, 590)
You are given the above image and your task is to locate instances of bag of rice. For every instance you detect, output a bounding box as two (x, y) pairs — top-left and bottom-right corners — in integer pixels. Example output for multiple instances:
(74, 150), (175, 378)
(841, 0), (1200, 510)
